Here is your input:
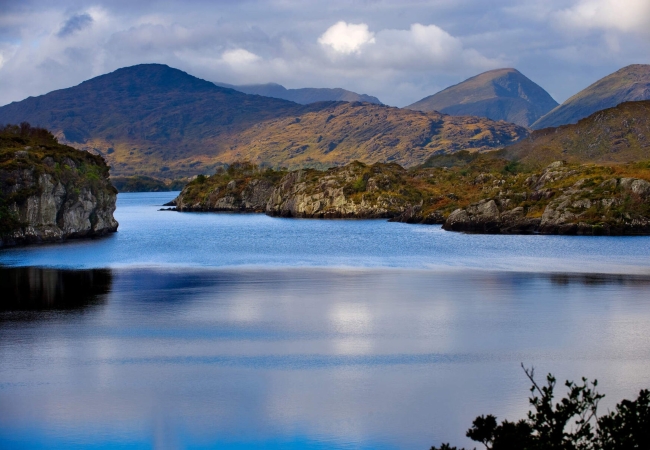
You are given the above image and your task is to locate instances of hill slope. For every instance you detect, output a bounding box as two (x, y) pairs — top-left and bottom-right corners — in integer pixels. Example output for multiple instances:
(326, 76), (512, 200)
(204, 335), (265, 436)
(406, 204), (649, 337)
(215, 82), (382, 105)
(407, 68), (558, 127)
(208, 101), (527, 169)
(532, 64), (650, 129)
(0, 64), (527, 177)
(503, 100), (650, 166)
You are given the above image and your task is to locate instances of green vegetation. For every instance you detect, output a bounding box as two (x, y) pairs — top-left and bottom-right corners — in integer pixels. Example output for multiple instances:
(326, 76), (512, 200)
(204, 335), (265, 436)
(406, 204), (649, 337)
(431, 365), (650, 450)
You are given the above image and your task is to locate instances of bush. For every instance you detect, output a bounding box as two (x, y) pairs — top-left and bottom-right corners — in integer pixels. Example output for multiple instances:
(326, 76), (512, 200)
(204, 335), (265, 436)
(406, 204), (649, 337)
(431, 364), (650, 450)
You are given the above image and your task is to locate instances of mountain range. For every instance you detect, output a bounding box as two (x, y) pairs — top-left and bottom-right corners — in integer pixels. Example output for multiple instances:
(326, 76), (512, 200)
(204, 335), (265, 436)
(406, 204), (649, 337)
(531, 64), (650, 129)
(0, 64), (527, 177)
(407, 68), (559, 128)
(2, 62), (649, 179)
(214, 82), (382, 105)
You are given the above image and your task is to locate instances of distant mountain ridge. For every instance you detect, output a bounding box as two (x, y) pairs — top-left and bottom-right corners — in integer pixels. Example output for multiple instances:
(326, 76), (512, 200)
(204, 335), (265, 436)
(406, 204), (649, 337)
(407, 68), (558, 128)
(214, 82), (382, 105)
(531, 64), (650, 129)
(0, 64), (528, 177)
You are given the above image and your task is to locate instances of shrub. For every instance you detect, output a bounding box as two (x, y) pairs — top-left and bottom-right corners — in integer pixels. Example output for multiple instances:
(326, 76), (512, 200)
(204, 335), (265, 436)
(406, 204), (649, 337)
(431, 364), (650, 450)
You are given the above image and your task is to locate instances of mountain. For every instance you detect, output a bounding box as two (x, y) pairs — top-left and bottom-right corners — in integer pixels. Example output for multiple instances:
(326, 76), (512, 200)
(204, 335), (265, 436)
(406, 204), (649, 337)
(198, 101), (527, 170)
(214, 82), (382, 105)
(0, 64), (527, 177)
(503, 100), (650, 166)
(406, 68), (558, 128)
(532, 64), (650, 129)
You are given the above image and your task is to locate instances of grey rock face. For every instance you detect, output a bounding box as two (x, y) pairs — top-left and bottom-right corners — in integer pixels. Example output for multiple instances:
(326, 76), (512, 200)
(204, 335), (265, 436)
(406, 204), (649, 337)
(1, 169), (118, 247)
(265, 165), (418, 219)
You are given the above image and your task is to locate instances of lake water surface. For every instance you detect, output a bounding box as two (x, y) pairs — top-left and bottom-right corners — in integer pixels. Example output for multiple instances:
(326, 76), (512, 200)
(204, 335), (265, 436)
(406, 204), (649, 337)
(1, 193), (650, 449)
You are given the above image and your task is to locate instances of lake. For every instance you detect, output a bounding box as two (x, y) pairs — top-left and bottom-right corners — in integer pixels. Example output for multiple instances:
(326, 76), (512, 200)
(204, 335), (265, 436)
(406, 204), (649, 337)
(1, 192), (650, 449)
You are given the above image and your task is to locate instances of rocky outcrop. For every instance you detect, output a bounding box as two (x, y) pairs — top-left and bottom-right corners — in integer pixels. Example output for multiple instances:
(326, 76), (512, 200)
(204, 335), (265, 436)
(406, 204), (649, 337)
(175, 177), (275, 212)
(265, 164), (423, 219)
(1, 127), (118, 247)
(443, 161), (650, 235)
(173, 161), (437, 221)
(173, 158), (650, 235)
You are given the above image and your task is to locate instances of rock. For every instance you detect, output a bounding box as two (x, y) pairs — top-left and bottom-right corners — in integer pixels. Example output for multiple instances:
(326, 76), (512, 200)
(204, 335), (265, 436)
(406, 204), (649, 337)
(442, 199), (502, 233)
(1, 151), (118, 247)
(620, 178), (650, 198)
(265, 162), (418, 219)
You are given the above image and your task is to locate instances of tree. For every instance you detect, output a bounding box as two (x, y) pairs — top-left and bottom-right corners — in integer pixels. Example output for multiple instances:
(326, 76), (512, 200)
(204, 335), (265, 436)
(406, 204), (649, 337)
(430, 364), (649, 450)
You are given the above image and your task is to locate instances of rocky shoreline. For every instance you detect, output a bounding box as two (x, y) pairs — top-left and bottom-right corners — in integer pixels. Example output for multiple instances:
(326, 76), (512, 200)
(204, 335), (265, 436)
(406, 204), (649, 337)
(169, 159), (650, 236)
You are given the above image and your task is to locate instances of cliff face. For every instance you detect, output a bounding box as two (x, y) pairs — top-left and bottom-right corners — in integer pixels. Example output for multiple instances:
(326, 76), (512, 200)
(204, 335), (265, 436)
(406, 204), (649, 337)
(1, 125), (118, 247)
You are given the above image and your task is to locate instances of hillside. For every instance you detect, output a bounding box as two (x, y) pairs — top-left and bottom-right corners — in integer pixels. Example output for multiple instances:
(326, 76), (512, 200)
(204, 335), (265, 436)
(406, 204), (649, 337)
(215, 82), (382, 104)
(532, 64), (650, 129)
(209, 101), (527, 170)
(0, 64), (527, 177)
(407, 68), (558, 127)
(503, 100), (650, 167)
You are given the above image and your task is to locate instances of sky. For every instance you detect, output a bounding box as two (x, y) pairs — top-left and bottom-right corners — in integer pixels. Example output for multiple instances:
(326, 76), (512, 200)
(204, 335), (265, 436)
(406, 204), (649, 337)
(0, 0), (649, 107)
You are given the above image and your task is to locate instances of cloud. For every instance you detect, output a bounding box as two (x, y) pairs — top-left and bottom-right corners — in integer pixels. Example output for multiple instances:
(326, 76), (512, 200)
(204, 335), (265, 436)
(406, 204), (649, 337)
(554, 0), (650, 33)
(317, 22), (500, 73)
(318, 21), (375, 54)
(57, 13), (93, 37)
(221, 48), (261, 67)
(0, 1), (649, 108)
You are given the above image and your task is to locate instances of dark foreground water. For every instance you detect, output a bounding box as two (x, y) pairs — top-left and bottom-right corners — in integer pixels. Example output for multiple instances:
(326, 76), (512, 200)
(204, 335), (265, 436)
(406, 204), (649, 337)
(1, 193), (650, 449)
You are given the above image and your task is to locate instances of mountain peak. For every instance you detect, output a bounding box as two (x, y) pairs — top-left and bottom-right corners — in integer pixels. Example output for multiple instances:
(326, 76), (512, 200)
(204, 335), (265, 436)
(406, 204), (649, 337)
(532, 64), (650, 129)
(78, 63), (224, 95)
(407, 68), (558, 127)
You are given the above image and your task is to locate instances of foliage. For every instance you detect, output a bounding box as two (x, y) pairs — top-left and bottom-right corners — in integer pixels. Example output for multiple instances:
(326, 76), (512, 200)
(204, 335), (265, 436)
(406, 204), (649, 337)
(430, 365), (650, 450)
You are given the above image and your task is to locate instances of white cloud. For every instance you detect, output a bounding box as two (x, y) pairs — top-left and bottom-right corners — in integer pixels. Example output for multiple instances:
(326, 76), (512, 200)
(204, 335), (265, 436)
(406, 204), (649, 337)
(317, 22), (500, 74)
(318, 21), (375, 54)
(555, 0), (650, 33)
(1, 1), (649, 107)
(221, 48), (261, 67)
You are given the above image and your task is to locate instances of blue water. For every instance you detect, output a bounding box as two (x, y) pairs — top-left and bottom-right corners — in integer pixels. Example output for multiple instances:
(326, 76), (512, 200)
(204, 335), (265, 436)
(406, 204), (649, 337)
(1, 192), (650, 274)
(1, 193), (650, 450)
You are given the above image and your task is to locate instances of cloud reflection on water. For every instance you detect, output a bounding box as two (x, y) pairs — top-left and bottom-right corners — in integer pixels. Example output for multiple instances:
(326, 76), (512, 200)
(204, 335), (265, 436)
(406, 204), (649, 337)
(1, 267), (650, 449)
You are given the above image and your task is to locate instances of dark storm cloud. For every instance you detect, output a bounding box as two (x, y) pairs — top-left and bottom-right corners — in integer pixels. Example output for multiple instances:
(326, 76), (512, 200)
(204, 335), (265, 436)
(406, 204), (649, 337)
(0, 0), (648, 107)
(57, 13), (93, 37)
